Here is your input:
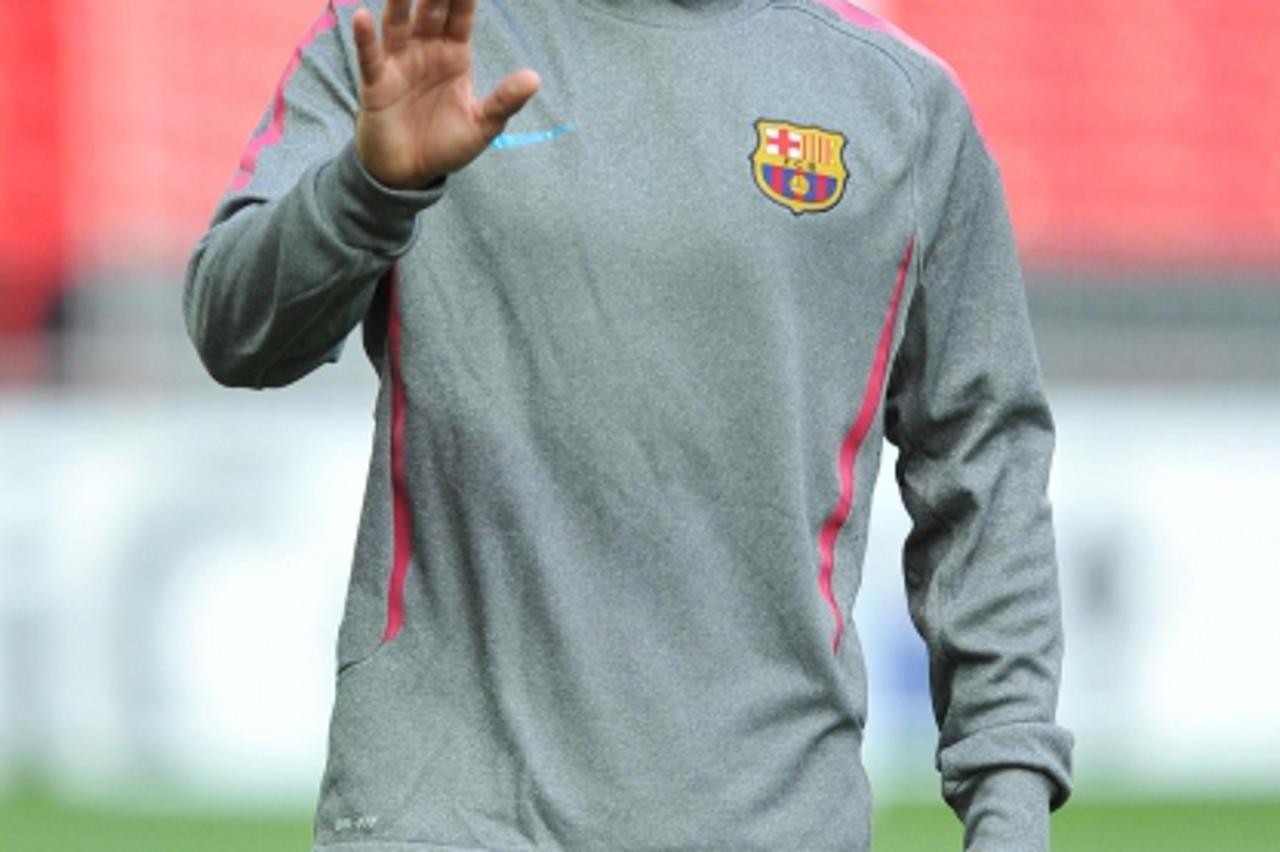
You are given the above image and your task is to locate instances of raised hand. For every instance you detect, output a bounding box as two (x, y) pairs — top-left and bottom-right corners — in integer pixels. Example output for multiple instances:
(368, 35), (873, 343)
(352, 0), (541, 189)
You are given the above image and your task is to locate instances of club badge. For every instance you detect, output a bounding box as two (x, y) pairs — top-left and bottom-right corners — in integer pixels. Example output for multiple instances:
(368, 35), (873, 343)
(751, 119), (848, 215)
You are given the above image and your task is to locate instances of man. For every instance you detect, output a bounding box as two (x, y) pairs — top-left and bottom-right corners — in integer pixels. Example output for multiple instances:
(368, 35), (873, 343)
(184, 1), (1074, 849)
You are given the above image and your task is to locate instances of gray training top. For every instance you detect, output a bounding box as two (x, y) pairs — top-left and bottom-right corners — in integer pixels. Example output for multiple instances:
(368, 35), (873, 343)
(184, 1), (1074, 850)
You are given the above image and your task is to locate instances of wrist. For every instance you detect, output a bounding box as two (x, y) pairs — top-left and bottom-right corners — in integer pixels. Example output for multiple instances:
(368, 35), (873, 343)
(319, 139), (446, 255)
(956, 768), (1056, 852)
(354, 118), (446, 192)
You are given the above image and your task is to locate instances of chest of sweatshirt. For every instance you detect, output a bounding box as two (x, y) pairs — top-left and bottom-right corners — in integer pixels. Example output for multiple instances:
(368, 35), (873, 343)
(367, 0), (921, 512)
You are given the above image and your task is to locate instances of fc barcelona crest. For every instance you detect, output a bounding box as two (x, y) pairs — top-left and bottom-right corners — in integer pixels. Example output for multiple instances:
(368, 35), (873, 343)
(751, 119), (848, 215)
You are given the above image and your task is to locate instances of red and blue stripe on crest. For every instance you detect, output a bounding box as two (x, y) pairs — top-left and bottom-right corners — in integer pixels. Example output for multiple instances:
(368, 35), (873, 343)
(763, 165), (837, 203)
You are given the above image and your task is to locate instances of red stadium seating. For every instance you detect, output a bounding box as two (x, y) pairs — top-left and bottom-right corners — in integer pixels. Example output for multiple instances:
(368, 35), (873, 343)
(2, 1), (1278, 341)
(0, 3), (65, 334)
(892, 0), (1280, 271)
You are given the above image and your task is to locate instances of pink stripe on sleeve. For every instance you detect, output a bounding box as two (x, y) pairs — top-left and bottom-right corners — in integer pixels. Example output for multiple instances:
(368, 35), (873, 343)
(816, 236), (915, 655)
(231, 3), (352, 191)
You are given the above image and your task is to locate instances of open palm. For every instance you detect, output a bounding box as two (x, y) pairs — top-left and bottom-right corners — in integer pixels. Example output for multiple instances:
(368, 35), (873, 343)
(353, 0), (541, 189)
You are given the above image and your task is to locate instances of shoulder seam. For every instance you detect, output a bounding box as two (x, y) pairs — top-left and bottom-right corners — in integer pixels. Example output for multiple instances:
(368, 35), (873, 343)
(770, 1), (926, 291)
(770, 1), (924, 92)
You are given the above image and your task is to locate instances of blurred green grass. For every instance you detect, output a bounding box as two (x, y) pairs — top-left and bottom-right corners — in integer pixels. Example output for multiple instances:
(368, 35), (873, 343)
(2, 785), (1278, 851)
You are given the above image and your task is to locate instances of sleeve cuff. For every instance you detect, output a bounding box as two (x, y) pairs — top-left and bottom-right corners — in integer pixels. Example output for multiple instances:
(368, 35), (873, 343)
(317, 139), (446, 256)
(954, 767), (1056, 852)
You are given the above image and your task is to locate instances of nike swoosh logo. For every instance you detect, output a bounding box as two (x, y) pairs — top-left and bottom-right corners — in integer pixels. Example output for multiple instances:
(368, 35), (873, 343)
(490, 124), (574, 150)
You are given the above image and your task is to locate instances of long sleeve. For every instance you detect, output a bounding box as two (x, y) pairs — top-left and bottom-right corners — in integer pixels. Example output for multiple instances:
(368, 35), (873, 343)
(882, 86), (1074, 850)
(184, 1), (443, 389)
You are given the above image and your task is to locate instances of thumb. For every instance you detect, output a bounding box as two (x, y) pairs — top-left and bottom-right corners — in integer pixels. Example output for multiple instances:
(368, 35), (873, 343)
(476, 70), (542, 137)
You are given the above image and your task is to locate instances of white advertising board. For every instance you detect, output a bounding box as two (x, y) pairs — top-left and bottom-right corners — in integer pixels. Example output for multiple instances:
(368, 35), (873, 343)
(1, 386), (1278, 805)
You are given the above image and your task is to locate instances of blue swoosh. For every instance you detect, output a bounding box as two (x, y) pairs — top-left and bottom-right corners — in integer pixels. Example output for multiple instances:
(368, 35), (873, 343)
(490, 124), (574, 150)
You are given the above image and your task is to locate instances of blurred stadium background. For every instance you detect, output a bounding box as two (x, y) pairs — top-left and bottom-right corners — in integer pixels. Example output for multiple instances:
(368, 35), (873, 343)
(2, 0), (1279, 849)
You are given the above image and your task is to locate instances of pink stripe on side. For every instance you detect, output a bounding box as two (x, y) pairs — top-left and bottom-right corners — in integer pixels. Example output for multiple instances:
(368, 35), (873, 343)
(383, 267), (414, 643)
(817, 236), (915, 654)
(811, 0), (980, 125)
(231, 4), (348, 191)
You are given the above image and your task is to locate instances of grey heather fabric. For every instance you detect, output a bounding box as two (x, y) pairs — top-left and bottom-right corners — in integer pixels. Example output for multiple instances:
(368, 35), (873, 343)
(184, 1), (1074, 849)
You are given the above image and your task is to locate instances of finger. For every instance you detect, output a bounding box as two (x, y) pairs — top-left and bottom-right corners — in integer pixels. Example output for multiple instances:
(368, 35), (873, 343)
(477, 69), (541, 136)
(352, 10), (384, 87)
(444, 0), (477, 43)
(382, 0), (414, 51)
(412, 0), (449, 40)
